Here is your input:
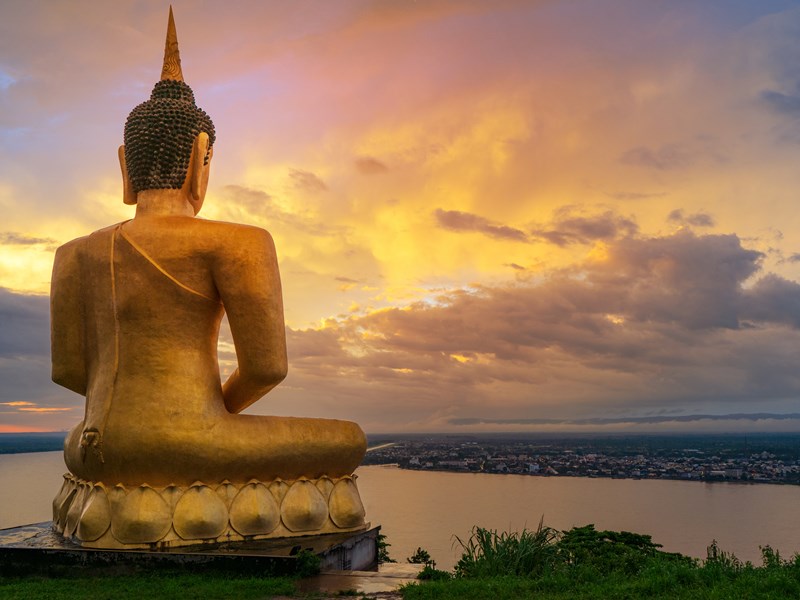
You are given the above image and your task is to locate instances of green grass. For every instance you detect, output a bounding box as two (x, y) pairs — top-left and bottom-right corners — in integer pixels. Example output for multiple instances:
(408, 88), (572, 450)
(0, 572), (297, 600)
(402, 562), (800, 599)
(401, 524), (800, 599)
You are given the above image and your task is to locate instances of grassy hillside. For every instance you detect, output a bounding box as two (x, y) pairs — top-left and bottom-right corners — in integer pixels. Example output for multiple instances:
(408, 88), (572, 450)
(2, 523), (798, 599)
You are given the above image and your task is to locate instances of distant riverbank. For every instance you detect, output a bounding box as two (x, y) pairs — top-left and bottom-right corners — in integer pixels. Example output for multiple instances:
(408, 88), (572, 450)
(388, 463), (800, 487)
(363, 432), (800, 487)
(0, 432), (66, 454)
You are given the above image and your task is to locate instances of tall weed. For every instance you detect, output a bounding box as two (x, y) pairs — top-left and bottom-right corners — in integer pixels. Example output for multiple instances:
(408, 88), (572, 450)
(453, 517), (558, 578)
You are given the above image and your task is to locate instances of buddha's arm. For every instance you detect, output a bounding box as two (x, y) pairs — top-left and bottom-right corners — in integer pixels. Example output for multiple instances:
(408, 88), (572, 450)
(215, 227), (288, 414)
(50, 240), (88, 395)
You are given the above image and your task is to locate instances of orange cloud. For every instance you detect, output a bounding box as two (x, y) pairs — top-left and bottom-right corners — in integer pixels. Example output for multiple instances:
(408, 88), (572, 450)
(250, 229), (800, 431)
(0, 424), (59, 433)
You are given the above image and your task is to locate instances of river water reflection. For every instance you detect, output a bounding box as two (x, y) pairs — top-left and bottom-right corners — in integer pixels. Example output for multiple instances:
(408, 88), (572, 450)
(2, 453), (798, 570)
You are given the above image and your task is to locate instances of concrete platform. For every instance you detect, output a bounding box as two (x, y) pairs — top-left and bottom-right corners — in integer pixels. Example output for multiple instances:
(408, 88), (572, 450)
(297, 563), (424, 595)
(0, 522), (380, 576)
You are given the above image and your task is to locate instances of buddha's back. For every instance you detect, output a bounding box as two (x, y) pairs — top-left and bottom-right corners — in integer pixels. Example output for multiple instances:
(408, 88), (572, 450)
(56, 217), (300, 485)
(86, 218), (230, 424)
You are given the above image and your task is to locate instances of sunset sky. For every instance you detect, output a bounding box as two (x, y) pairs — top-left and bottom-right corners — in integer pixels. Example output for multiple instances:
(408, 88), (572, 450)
(2, 0), (800, 433)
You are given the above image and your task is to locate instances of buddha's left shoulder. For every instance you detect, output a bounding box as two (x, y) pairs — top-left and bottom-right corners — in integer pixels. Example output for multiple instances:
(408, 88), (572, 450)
(192, 219), (275, 245)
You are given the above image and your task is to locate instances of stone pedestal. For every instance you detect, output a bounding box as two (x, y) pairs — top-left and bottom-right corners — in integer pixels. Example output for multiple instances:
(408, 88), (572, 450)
(0, 522), (380, 576)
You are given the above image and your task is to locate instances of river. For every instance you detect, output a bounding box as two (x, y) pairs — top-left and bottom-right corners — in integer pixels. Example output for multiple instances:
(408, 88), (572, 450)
(2, 452), (798, 570)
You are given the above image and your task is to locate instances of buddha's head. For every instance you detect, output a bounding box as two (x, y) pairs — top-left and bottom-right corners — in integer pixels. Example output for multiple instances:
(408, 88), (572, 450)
(119, 8), (215, 214)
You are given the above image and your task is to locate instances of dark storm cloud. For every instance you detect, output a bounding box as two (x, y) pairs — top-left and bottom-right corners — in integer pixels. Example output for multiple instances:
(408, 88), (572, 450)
(289, 168), (328, 193)
(668, 209), (715, 228)
(531, 209), (638, 246)
(0, 288), (49, 357)
(219, 185), (343, 236)
(0, 289), (76, 416)
(760, 90), (800, 116)
(741, 274), (800, 328)
(607, 191), (666, 201)
(221, 185), (274, 213)
(0, 232), (57, 246)
(620, 144), (692, 170)
(354, 156), (389, 174)
(434, 209), (528, 242)
(593, 231), (763, 330)
(450, 413), (800, 426)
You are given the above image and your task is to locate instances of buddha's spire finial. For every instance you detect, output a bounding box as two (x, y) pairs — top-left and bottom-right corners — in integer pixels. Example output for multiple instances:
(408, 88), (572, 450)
(160, 6), (184, 82)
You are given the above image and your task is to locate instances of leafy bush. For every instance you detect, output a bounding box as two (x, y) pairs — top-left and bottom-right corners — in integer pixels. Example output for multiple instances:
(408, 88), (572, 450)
(453, 518), (559, 578)
(405, 546), (448, 580)
(417, 565), (452, 581)
(555, 524), (689, 575)
(452, 520), (700, 581)
(705, 539), (744, 571)
(408, 547), (435, 567)
(378, 532), (397, 564)
(294, 549), (321, 577)
(760, 545), (795, 570)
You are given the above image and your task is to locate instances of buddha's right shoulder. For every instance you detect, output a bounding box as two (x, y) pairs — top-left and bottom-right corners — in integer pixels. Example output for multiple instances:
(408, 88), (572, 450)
(55, 223), (122, 259)
(54, 234), (90, 258)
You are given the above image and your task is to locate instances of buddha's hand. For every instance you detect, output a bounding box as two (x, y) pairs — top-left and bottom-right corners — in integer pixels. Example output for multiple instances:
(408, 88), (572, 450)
(80, 428), (104, 463)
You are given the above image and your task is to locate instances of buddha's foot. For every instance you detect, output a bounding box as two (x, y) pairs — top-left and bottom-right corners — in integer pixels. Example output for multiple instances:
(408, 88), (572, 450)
(52, 473), (367, 549)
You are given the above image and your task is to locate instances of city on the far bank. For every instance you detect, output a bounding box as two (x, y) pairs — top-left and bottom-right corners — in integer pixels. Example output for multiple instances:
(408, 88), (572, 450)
(364, 433), (800, 485)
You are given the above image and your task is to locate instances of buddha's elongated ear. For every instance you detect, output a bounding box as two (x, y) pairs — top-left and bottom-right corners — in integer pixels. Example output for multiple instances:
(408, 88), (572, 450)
(119, 145), (137, 205)
(187, 132), (211, 214)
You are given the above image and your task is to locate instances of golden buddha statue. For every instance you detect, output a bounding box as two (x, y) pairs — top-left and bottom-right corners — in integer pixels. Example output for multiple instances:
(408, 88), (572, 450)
(50, 9), (367, 549)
